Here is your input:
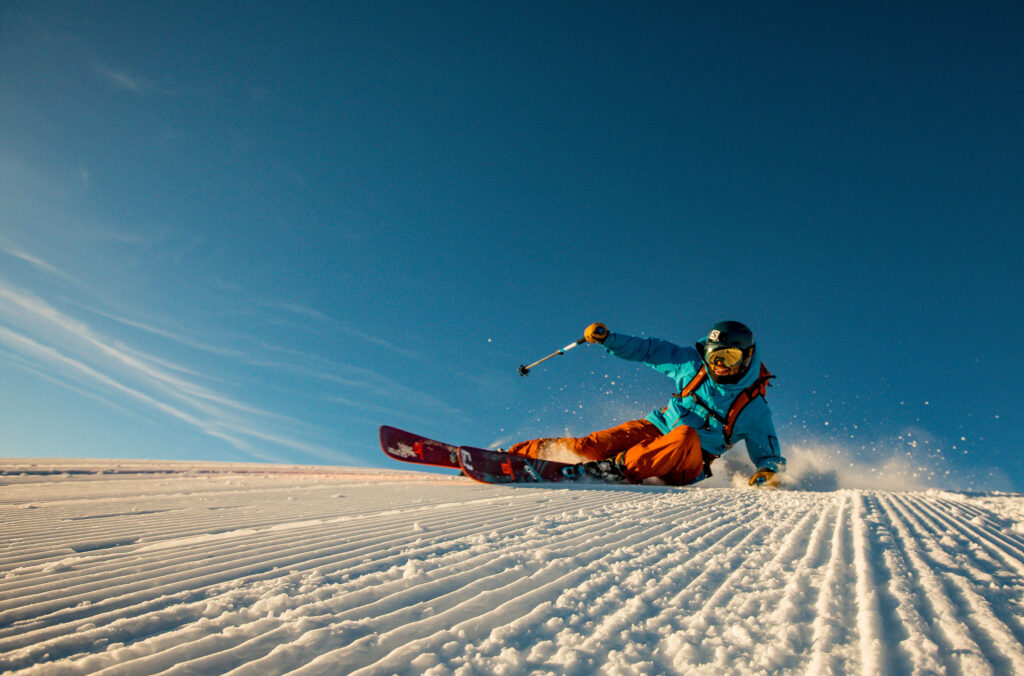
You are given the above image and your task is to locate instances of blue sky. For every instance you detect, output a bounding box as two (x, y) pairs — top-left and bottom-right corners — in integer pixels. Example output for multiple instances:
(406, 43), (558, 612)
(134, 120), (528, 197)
(1, 2), (1021, 489)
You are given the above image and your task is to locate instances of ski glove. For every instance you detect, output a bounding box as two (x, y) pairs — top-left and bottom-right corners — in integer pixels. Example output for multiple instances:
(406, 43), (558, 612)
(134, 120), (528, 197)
(584, 323), (609, 343)
(749, 469), (779, 488)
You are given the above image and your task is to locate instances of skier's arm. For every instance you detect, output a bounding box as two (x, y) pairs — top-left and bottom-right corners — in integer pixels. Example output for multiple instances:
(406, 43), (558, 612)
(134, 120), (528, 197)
(743, 409), (786, 473)
(599, 331), (693, 371)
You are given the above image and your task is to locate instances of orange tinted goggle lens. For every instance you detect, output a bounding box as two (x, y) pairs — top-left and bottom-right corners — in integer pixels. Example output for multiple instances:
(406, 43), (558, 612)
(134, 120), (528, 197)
(705, 347), (744, 368)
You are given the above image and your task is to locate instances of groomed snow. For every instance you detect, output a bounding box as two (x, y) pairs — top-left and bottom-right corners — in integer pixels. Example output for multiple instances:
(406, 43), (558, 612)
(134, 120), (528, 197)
(2, 459), (1024, 675)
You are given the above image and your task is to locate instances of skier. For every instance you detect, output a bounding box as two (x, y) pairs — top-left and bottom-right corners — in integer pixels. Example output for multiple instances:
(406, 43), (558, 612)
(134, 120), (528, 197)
(507, 321), (786, 487)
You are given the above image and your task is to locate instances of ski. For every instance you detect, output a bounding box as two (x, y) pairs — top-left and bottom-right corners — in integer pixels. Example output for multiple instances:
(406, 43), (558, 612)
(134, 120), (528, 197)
(379, 426), (597, 486)
(379, 426), (461, 469)
(457, 445), (575, 484)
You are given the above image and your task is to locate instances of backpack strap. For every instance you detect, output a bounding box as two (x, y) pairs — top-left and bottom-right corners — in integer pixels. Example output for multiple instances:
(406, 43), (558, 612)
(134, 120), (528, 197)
(722, 363), (774, 445)
(674, 365), (708, 398)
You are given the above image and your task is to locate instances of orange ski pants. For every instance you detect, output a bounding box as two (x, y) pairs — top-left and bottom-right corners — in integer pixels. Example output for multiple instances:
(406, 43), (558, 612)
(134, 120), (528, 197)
(506, 419), (705, 486)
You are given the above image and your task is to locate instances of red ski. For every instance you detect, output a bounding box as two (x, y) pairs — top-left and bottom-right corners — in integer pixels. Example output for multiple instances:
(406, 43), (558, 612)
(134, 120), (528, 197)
(379, 426), (461, 469)
(379, 426), (581, 485)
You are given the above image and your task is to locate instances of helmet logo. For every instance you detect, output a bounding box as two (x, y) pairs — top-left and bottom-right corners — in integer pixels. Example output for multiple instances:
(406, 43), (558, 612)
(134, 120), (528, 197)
(708, 330), (721, 341)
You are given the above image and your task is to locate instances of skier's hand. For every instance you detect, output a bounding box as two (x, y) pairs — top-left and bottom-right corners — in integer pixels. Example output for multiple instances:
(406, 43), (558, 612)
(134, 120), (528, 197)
(749, 469), (779, 488)
(584, 323), (609, 343)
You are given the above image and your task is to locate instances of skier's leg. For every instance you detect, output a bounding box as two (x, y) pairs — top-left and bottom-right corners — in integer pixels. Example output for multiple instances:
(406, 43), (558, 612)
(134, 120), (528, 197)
(574, 419), (661, 460)
(506, 419), (659, 461)
(505, 438), (566, 459)
(616, 424), (704, 485)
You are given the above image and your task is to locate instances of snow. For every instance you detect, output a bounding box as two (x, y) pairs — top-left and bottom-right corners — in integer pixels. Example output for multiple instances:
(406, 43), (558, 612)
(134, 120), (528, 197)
(3, 459), (1024, 675)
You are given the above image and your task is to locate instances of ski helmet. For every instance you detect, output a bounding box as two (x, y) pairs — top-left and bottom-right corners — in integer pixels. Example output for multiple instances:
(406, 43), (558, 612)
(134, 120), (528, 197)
(698, 320), (755, 384)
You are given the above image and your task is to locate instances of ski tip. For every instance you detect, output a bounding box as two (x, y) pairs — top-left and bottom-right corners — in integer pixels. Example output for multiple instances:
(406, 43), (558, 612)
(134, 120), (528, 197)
(378, 425), (396, 448)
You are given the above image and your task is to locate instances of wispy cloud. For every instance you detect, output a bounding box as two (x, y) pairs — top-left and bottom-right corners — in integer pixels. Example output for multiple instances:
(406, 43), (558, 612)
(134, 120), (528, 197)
(0, 323), (213, 434)
(0, 154), (169, 255)
(0, 233), (467, 453)
(252, 352), (467, 421)
(81, 305), (250, 361)
(0, 280), (359, 465)
(0, 234), (71, 281)
(0, 344), (149, 423)
(259, 299), (429, 362)
(90, 61), (152, 93)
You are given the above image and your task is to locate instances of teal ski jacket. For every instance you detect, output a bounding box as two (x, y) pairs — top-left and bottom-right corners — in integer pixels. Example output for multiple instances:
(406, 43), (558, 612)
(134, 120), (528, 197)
(601, 331), (786, 474)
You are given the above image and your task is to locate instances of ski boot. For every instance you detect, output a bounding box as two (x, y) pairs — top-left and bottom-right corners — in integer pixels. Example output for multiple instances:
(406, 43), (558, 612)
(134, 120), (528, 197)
(562, 459), (630, 484)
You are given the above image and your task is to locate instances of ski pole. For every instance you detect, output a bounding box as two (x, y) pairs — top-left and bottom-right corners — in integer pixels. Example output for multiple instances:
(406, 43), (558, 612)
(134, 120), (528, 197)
(518, 337), (586, 376)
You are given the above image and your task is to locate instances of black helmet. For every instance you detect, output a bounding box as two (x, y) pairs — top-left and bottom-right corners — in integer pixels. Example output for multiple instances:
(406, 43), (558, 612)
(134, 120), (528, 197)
(698, 320), (755, 384)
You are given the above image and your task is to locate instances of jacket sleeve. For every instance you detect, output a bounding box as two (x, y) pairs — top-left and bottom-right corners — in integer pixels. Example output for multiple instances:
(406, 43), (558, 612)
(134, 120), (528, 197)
(743, 408), (786, 473)
(601, 332), (694, 376)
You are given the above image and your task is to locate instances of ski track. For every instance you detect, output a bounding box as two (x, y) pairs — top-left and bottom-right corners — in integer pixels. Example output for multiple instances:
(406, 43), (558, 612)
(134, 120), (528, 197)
(2, 461), (1024, 675)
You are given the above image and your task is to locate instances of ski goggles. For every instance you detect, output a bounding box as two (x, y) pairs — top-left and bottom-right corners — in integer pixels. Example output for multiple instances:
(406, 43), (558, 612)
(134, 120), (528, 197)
(704, 346), (745, 369)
